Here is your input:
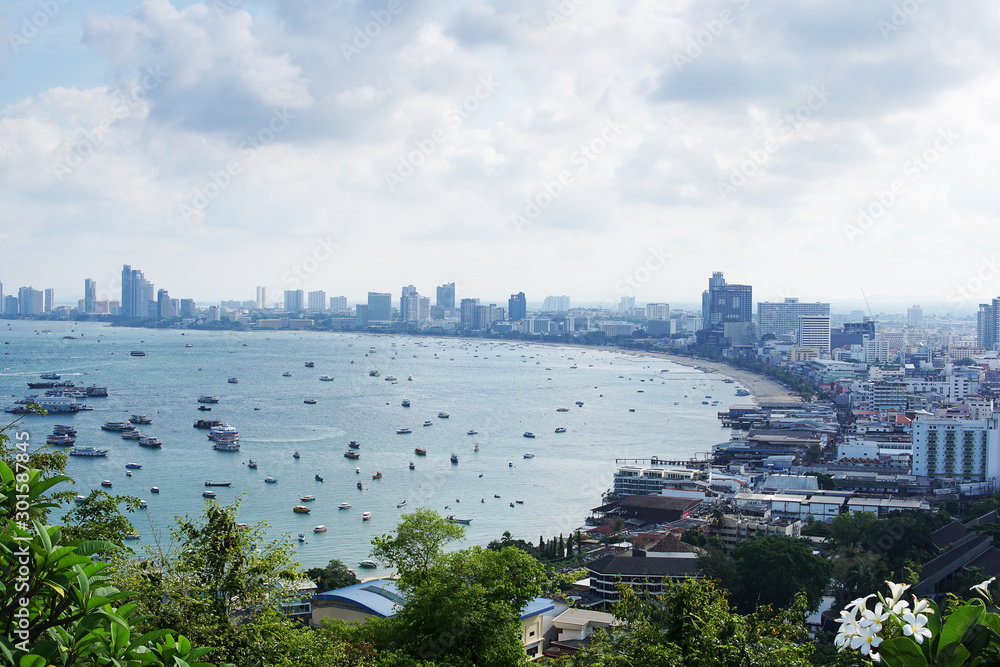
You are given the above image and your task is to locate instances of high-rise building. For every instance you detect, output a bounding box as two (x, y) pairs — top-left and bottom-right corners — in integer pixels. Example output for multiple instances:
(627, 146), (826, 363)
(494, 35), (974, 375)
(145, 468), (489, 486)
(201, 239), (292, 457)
(43, 288), (54, 312)
(703, 272), (752, 345)
(157, 289), (172, 318)
(459, 298), (480, 329)
(400, 292), (424, 321)
(757, 298), (831, 338)
(120, 265), (153, 319)
(977, 300), (1000, 351)
(256, 286), (267, 309)
(355, 304), (370, 326)
(619, 296), (635, 313)
(367, 292), (392, 323)
(84, 279), (96, 313)
(436, 283), (455, 311)
(18, 287), (43, 315)
(0, 281), (3, 313)
(329, 296), (347, 311)
(284, 290), (304, 312)
(542, 295), (570, 312)
(508, 292), (526, 320)
(797, 315), (831, 354)
(3, 295), (18, 315)
(180, 299), (196, 318)
(402, 285), (417, 297)
(907, 305), (923, 328)
(418, 296), (430, 320)
(912, 415), (1000, 481)
(702, 271), (727, 327)
(307, 290), (326, 312)
(645, 303), (670, 320)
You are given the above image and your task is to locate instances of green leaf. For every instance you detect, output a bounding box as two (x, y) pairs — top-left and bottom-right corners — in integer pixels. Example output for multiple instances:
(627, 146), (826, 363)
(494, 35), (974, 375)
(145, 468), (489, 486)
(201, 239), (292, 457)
(18, 655), (46, 667)
(878, 637), (928, 667)
(936, 642), (971, 667)
(940, 604), (984, 647)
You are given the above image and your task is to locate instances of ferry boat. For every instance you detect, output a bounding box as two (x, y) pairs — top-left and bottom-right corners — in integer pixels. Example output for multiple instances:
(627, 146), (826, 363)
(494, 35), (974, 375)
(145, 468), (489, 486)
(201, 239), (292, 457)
(138, 436), (162, 448)
(247, 459), (258, 469)
(414, 448), (427, 456)
(523, 453), (535, 459)
(129, 415), (152, 424)
(555, 427), (566, 433)
(313, 525), (327, 533)
(446, 516), (471, 525)
(396, 428), (411, 434)
(53, 424), (77, 435)
(46, 434), (76, 445)
(467, 430), (478, 435)
(293, 505), (311, 514)
(358, 560), (377, 568)
(344, 451), (360, 459)
(319, 375), (334, 381)
(300, 495), (315, 502)
(202, 491), (216, 499)
(401, 399), (410, 407)
(303, 399), (317, 404)
(102, 421), (135, 432)
(438, 412), (449, 419)
(362, 512), (371, 521)
(198, 396), (219, 404)
(208, 425), (240, 442)
(125, 463), (142, 469)
(228, 378), (238, 384)
(213, 441), (240, 452)
(523, 432), (536, 438)
(348, 441), (361, 449)
(70, 446), (109, 457)
(264, 477), (278, 484)
(122, 430), (143, 440)
(130, 351), (145, 357)
(305, 362), (315, 367)
(450, 454), (458, 464)
(86, 386), (108, 397)
(101, 480), (113, 487)
(372, 471), (383, 479)
(339, 502), (352, 510)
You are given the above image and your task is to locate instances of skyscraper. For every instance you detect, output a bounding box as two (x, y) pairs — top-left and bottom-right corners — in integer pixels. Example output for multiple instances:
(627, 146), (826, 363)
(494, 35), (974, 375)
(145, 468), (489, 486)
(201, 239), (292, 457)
(436, 283), (456, 310)
(256, 286), (267, 309)
(121, 265), (153, 319)
(645, 303), (670, 320)
(180, 299), (196, 318)
(368, 292), (392, 323)
(459, 298), (480, 329)
(542, 295), (571, 312)
(619, 296), (635, 313)
(18, 287), (43, 315)
(757, 298), (830, 338)
(978, 300), (1000, 351)
(307, 290), (326, 311)
(401, 292), (426, 321)
(157, 289), (172, 318)
(907, 305), (923, 328)
(284, 290), (304, 312)
(84, 279), (96, 313)
(508, 292), (526, 320)
(44, 288), (54, 312)
(797, 315), (831, 354)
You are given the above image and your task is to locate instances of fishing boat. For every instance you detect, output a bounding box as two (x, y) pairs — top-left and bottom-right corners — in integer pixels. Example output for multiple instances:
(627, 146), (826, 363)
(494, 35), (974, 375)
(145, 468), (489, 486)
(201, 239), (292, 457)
(344, 451), (360, 459)
(339, 502), (352, 510)
(556, 407), (569, 412)
(283, 372), (292, 377)
(202, 491), (216, 498)
(515, 500), (524, 504)
(315, 474), (323, 482)
(138, 436), (162, 448)
(303, 399), (317, 404)
(348, 441), (361, 449)
(198, 396), (219, 404)
(205, 481), (232, 487)
(228, 378), (238, 384)
(319, 375), (334, 381)
(150, 487), (160, 493)
(369, 370), (380, 376)
(384, 376), (397, 382)
(248, 459), (258, 469)
(450, 454), (458, 464)
(523, 453), (535, 459)
(198, 405), (212, 411)
(555, 427), (566, 433)
(313, 525), (327, 533)
(264, 477), (277, 484)
(293, 505), (311, 513)
(372, 471), (382, 479)
(300, 495), (315, 502)
(401, 399), (410, 407)
(102, 421), (135, 432)
(414, 447), (427, 456)
(396, 428), (411, 434)
(122, 430), (143, 440)
(305, 362), (314, 367)
(362, 511), (371, 521)
(446, 516), (471, 525)
(408, 461), (415, 470)
(358, 560), (377, 568)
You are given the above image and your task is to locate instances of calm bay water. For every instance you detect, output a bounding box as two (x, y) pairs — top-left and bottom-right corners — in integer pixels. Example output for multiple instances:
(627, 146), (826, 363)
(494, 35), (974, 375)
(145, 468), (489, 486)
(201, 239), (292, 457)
(1, 320), (737, 572)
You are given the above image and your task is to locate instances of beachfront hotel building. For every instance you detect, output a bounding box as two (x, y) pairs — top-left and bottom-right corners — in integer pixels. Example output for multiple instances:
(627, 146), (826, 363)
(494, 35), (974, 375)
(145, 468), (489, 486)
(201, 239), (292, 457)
(757, 298), (831, 339)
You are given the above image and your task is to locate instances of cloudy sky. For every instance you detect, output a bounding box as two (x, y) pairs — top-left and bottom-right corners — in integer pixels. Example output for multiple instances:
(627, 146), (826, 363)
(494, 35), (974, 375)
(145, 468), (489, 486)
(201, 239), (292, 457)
(1, 0), (998, 313)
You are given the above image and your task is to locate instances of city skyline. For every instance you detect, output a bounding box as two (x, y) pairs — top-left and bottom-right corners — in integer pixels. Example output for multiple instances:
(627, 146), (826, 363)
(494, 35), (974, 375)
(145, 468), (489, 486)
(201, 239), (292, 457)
(2, 2), (999, 310)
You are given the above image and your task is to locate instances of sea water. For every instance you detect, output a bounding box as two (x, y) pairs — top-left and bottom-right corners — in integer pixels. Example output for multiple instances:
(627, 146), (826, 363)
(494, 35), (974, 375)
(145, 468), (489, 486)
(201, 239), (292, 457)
(0, 320), (737, 572)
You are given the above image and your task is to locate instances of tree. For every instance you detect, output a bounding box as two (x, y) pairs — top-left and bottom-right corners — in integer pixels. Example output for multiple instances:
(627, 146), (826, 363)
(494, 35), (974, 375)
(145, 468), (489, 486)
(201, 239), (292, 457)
(61, 488), (141, 546)
(307, 558), (360, 593)
(732, 535), (832, 613)
(829, 547), (889, 610)
(371, 508), (465, 586)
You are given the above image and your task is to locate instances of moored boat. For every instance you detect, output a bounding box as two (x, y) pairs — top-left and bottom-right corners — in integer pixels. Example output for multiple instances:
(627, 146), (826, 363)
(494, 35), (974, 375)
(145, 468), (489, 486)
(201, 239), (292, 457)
(523, 432), (535, 438)
(228, 378), (238, 384)
(300, 495), (315, 502)
(102, 421), (135, 432)
(248, 459), (258, 469)
(523, 453), (535, 459)
(372, 471), (382, 479)
(125, 462), (142, 469)
(197, 396), (219, 404)
(414, 447), (427, 456)
(362, 512), (371, 521)
(446, 515), (471, 525)
(150, 487), (160, 493)
(264, 477), (277, 484)
(348, 441), (360, 449)
(467, 430), (478, 435)
(555, 427), (566, 433)
(298, 533), (306, 542)
(129, 415), (152, 424)
(313, 525), (327, 533)
(202, 491), (216, 498)
(396, 428), (411, 434)
(303, 399), (317, 404)
(339, 502), (352, 510)
(205, 481), (232, 487)
(409, 461), (415, 470)
(293, 505), (311, 513)
(213, 441), (240, 452)
(401, 399), (410, 407)
(438, 412), (449, 419)
(293, 450), (300, 459)
(70, 446), (109, 457)
(315, 474), (323, 481)
(358, 559), (377, 568)
(122, 430), (143, 440)
(101, 480), (113, 487)
(344, 451), (360, 459)
(450, 454), (458, 464)
(138, 436), (162, 448)
(53, 424), (77, 435)
(46, 434), (76, 445)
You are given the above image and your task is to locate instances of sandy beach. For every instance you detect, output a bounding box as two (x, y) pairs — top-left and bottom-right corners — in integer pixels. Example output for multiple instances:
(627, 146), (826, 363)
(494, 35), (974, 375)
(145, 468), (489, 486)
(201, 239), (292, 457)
(613, 350), (802, 404)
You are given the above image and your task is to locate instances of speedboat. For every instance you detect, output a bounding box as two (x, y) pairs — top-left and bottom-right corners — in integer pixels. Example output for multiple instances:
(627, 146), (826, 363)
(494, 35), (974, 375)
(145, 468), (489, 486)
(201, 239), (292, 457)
(362, 512), (371, 521)
(293, 505), (311, 513)
(315, 474), (323, 482)
(467, 430), (478, 435)
(396, 428), (411, 434)
(438, 412), (449, 419)
(202, 491), (216, 498)
(139, 500), (147, 509)
(283, 372), (292, 377)
(185, 343), (194, 348)
(338, 502), (352, 510)
(357, 481), (363, 489)
(74, 494), (86, 503)
(523, 453), (535, 459)
(313, 525), (327, 533)
(264, 477), (277, 484)
(150, 487), (160, 493)
(355, 467), (361, 474)
(248, 459), (258, 469)
(300, 495), (315, 502)
(125, 462), (142, 469)
(372, 471), (382, 479)
(555, 427), (566, 433)
(397, 500), (407, 508)
(523, 432), (535, 438)
(101, 480), (113, 487)
(423, 421), (432, 427)
(298, 533), (306, 542)
(358, 560), (377, 568)
(348, 441), (361, 448)
(126, 470), (132, 477)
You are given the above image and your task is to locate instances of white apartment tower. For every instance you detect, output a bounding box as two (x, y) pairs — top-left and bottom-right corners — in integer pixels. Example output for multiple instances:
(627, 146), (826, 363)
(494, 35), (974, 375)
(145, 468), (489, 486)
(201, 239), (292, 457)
(912, 416), (1000, 482)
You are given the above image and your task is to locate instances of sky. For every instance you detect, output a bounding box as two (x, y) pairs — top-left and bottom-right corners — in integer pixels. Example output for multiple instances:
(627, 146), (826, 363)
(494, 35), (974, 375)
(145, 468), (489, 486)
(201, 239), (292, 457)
(1, 0), (999, 314)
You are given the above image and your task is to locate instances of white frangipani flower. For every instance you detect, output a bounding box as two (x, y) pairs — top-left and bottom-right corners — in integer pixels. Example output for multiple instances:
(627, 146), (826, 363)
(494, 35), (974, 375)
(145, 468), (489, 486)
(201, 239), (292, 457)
(851, 625), (883, 655)
(902, 612), (932, 644)
(971, 577), (996, 596)
(885, 581), (911, 605)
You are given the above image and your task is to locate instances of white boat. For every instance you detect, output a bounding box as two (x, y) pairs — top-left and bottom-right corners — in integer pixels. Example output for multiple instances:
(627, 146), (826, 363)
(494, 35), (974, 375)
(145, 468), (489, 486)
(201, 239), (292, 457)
(69, 446), (108, 457)
(467, 430), (478, 435)
(438, 412), (449, 419)
(555, 427), (566, 433)
(283, 372), (292, 377)
(102, 421), (135, 432)
(358, 559), (377, 568)
(384, 376), (397, 382)
(313, 525), (327, 533)
(138, 436), (162, 448)
(74, 494), (86, 503)
(423, 421), (432, 427)
(362, 511), (371, 521)
(264, 477), (277, 484)
(198, 396), (219, 404)
(396, 428), (411, 434)
(396, 500), (407, 508)
(338, 502), (352, 510)
(319, 375), (334, 381)
(300, 495), (315, 502)
(129, 415), (152, 424)
(213, 441), (241, 452)
(298, 533), (306, 542)
(523, 453), (535, 459)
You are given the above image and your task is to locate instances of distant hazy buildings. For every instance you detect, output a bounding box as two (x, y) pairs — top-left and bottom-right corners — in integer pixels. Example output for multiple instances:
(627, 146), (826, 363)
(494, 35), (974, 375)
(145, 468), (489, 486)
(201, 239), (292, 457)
(256, 286), (267, 309)
(367, 292), (392, 324)
(619, 296), (635, 313)
(436, 283), (455, 312)
(543, 295), (571, 312)
(355, 304), (369, 326)
(18, 287), (43, 315)
(157, 289), (172, 318)
(400, 291), (430, 322)
(797, 314), (831, 354)
(43, 288), (54, 312)
(757, 298), (830, 339)
(84, 279), (96, 313)
(459, 298), (479, 329)
(977, 300), (1000, 350)
(645, 303), (670, 320)
(180, 299), (195, 318)
(284, 290), (304, 312)
(307, 290), (326, 312)
(509, 292), (526, 320)
(329, 296), (347, 311)
(121, 265), (154, 319)
(907, 305), (923, 328)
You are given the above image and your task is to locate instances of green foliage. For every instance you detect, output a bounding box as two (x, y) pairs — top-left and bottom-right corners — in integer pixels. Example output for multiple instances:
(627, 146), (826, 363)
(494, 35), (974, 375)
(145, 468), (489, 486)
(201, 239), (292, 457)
(732, 535), (832, 613)
(570, 579), (814, 666)
(306, 558), (360, 593)
(0, 460), (216, 666)
(828, 510), (950, 575)
(370, 507), (465, 586)
(829, 547), (889, 609)
(61, 488), (141, 546)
